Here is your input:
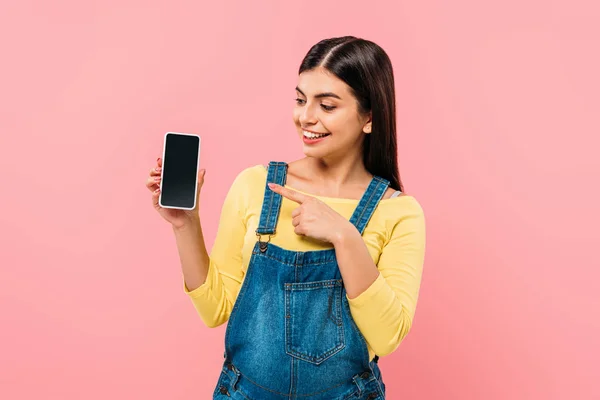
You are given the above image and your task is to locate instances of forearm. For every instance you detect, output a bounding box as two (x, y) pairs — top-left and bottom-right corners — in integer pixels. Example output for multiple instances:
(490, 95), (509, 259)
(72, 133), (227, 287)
(173, 217), (210, 292)
(332, 224), (380, 299)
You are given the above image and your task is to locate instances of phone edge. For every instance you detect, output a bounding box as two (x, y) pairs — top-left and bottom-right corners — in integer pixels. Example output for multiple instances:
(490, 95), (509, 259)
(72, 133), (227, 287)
(158, 132), (201, 211)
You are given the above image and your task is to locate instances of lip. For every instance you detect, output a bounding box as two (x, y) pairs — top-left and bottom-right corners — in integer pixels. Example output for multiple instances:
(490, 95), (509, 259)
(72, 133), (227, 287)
(301, 128), (329, 135)
(302, 133), (330, 145)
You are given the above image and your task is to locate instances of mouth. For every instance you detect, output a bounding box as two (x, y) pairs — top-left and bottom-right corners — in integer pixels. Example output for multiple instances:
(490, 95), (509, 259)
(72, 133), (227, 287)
(302, 130), (331, 139)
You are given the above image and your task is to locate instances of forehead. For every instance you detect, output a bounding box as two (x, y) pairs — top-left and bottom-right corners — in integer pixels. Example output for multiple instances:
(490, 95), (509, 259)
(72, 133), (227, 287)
(296, 67), (351, 97)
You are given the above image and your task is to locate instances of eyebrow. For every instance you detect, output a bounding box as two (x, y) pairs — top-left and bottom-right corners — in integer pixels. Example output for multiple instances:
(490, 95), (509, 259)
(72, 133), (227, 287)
(295, 87), (342, 100)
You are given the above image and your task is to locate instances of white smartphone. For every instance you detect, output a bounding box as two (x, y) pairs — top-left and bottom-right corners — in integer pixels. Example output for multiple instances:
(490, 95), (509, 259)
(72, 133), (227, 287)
(158, 132), (202, 210)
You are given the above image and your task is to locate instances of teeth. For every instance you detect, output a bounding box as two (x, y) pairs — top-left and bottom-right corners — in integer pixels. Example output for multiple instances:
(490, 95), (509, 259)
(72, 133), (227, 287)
(303, 130), (329, 139)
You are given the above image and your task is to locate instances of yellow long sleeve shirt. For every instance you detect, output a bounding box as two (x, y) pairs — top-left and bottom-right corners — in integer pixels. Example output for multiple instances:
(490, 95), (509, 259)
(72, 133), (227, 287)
(184, 164), (426, 360)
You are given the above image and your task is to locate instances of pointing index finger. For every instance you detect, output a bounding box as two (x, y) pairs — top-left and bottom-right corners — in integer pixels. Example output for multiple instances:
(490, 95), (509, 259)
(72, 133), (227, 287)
(268, 183), (307, 204)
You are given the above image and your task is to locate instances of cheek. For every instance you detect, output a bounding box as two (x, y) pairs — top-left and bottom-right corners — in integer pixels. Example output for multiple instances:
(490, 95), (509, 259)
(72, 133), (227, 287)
(292, 109), (301, 124)
(325, 114), (353, 136)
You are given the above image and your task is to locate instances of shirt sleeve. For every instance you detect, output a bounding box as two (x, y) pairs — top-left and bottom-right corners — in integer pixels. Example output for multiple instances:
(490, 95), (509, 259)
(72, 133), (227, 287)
(182, 168), (251, 328)
(345, 197), (426, 356)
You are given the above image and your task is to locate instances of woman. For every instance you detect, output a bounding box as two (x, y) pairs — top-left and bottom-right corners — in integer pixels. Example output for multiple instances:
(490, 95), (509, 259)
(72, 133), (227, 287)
(145, 36), (426, 400)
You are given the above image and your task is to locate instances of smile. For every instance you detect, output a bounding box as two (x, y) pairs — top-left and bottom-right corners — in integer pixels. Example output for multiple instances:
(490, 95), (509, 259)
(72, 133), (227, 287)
(302, 130), (331, 139)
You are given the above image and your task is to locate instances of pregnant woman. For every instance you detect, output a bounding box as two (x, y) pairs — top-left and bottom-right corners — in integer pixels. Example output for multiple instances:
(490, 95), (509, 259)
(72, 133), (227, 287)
(145, 35), (426, 399)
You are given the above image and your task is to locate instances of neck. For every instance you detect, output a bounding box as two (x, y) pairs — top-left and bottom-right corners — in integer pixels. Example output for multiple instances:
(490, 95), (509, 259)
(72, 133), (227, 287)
(304, 151), (371, 188)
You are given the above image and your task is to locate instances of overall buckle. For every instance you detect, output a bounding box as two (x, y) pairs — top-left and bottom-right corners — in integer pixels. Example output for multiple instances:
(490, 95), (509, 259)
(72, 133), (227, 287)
(256, 232), (274, 252)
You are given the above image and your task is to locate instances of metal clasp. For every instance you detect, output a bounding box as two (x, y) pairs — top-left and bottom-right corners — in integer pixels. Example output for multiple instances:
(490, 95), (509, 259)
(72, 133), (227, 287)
(256, 232), (273, 252)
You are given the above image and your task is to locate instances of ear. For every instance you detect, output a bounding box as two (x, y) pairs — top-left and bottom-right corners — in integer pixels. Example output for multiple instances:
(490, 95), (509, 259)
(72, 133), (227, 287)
(363, 113), (372, 134)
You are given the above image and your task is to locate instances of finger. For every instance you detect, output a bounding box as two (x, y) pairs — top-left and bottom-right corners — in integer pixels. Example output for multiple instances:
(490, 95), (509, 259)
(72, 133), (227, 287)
(198, 169), (206, 189)
(157, 157), (162, 168)
(151, 187), (161, 207)
(197, 169), (206, 195)
(291, 207), (301, 218)
(268, 183), (307, 204)
(150, 165), (162, 176)
(294, 225), (305, 236)
(146, 175), (161, 191)
(292, 216), (300, 227)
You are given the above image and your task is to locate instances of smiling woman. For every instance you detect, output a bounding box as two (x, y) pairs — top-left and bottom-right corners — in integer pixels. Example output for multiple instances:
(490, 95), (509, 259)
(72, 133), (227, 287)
(146, 35), (425, 400)
(291, 38), (401, 195)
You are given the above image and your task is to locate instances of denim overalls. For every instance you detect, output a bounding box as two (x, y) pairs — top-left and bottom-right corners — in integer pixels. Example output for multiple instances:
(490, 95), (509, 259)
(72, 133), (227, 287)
(213, 162), (389, 399)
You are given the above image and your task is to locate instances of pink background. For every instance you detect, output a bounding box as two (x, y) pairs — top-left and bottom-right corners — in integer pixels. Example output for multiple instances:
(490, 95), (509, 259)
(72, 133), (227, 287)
(1, 1), (598, 399)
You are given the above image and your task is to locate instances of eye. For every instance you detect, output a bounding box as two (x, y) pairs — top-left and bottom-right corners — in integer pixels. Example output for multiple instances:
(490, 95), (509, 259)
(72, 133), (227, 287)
(321, 104), (336, 111)
(295, 98), (305, 105)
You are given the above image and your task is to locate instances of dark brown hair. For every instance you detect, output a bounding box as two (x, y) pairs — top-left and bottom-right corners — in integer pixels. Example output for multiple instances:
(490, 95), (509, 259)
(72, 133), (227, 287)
(299, 36), (403, 192)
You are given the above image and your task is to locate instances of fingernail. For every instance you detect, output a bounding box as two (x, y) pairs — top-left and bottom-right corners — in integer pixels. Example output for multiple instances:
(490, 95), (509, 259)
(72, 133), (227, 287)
(154, 188), (159, 193)
(268, 183), (275, 188)
(155, 167), (161, 172)
(154, 176), (160, 181)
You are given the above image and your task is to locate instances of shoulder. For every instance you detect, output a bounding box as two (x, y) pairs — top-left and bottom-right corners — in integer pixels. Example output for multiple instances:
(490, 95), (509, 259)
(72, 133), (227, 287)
(372, 195), (426, 248)
(382, 187), (398, 199)
(386, 193), (424, 215)
(230, 164), (267, 187)
(376, 194), (425, 233)
(230, 164), (269, 199)
(223, 165), (267, 214)
(224, 164), (267, 201)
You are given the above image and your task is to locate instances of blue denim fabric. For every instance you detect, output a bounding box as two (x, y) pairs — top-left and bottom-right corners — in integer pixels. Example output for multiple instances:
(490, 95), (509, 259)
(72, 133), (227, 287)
(214, 161), (390, 399)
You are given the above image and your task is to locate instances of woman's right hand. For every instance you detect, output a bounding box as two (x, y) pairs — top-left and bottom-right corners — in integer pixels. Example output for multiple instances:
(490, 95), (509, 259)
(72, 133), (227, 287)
(145, 157), (207, 229)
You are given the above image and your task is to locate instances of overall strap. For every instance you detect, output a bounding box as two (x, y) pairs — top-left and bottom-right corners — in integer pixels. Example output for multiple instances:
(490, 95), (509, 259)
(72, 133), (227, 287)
(348, 176), (390, 235)
(256, 161), (288, 235)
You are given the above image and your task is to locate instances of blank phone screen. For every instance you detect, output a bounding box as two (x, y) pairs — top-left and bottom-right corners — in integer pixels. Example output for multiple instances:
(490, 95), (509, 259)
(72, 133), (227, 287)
(160, 133), (200, 209)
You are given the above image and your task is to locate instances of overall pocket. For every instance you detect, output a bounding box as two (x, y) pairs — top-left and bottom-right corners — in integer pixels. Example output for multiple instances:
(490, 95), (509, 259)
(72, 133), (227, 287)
(284, 278), (345, 365)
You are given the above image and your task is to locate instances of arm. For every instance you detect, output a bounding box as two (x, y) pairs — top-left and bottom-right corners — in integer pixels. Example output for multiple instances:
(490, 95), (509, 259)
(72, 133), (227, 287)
(174, 218), (210, 293)
(333, 198), (426, 356)
(181, 169), (250, 328)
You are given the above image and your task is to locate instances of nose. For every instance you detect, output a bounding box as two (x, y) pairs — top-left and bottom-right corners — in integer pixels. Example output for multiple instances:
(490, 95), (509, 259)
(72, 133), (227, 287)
(299, 103), (317, 125)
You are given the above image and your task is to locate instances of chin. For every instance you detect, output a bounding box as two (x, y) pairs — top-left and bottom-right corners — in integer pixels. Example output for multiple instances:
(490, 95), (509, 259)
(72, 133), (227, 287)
(302, 145), (328, 159)
(301, 146), (315, 157)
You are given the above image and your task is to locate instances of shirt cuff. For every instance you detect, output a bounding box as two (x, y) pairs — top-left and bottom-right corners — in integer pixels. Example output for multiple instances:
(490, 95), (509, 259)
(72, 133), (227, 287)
(346, 272), (386, 308)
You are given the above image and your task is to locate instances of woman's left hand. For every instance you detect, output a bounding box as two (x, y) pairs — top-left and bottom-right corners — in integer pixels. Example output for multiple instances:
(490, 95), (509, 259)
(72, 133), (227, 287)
(268, 183), (352, 245)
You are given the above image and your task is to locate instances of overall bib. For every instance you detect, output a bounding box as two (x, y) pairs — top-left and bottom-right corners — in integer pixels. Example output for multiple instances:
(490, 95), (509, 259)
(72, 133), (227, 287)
(213, 162), (389, 400)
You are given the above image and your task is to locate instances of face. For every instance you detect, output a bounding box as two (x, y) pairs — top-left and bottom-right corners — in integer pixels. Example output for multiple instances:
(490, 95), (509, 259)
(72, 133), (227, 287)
(293, 67), (371, 161)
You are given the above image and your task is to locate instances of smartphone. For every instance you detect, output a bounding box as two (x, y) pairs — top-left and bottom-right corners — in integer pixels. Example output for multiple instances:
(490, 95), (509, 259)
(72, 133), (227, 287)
(158, 132), (201, 210)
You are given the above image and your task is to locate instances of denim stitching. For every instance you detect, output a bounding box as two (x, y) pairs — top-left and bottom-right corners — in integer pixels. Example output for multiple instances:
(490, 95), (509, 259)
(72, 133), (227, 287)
(257, 162), (288, 234)
(354, 179), (383, 233)
(251, 251), (337, 267)
(236, 367), (349, 397)
(264, 163), (279, 233)
(223, 250), (260, 357)
(285, 278), (345, 365)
